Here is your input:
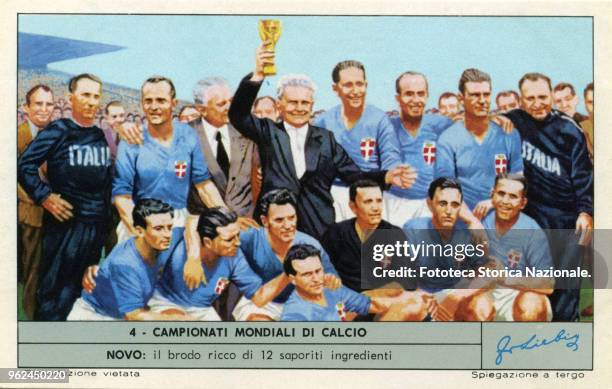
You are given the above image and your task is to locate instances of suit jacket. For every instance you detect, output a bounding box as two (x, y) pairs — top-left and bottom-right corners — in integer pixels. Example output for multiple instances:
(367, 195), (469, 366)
(229, 74), (387, 239)
(17, 121), (44, 227)
(187, 119), (259, 217)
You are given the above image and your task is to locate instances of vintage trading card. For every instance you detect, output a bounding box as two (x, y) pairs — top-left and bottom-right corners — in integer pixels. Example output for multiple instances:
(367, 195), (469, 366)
(1, 0), (612, 388)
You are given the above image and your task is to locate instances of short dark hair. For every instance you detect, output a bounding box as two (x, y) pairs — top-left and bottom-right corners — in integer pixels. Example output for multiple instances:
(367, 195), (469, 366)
(438, 92), (458, 107)
(553, 82), (576, 96)
(132, 198), (174, 229)
(68, 73), (102, 93)
(104, 100), (124, 115)
(178, 104), (197, 116)
(495, 90), (520, 105)
(141, 76), (176, 99)
(428, 177), (463, 200)
(458, 68), (491, 94)
(196, 207), (238, 240)
(584, 82), (594, 98)
(283, 244), (321, 276)
(518, 73), (552, 92)
(349, 179), (382, 202)
(259, 189), (298, 217)
(253, 96), (277, 109)
(332, 60), (366, 84)
(395, 71), (428, 94)
(25, 84), (53, 106)
(494, 173), (528, 198)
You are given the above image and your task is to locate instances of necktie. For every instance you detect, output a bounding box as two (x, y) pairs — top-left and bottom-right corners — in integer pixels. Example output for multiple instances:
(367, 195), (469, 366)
(215, 130), (230, 178)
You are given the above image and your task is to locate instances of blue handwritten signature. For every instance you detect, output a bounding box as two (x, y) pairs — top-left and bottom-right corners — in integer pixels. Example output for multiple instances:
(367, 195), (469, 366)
(495, 329), (580, 365)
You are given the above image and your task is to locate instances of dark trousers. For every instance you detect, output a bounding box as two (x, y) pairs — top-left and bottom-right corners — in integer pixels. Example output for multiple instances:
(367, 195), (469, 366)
(35, 215), (108, 321)
(213, 283), (242, 321)
(103, 208), (120, 257)
(19, 223), (43, 320)
(546, 230), (584, 322)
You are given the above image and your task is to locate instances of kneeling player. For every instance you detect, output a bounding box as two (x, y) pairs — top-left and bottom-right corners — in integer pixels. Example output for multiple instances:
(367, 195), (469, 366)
(281, 244), (427, 321)
(148, 207), (291, 320)
(482, 174), (553, 321)
(230, 189), (341, 321)
(68, 199), (190, 321)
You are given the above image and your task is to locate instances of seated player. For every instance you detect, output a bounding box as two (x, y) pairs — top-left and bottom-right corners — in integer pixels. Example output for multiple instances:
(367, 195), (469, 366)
(281, 244), (427, 321)
(482, 174), (554, 321)
(148, 207), (290, 320)
(67, 198), (190, 321)
(403, 177), (494, 321)
(232, 189), (341, 321)
(322, 179), (403, 292)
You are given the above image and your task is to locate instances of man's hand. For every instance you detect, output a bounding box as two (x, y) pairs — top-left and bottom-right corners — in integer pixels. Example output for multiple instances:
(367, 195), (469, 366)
(159, 309), (198, 321)
(323, 274), (342, 290)
(459, 206), (489, 255)
(385, 164), (417, 189)
(252, 41), (275, 82)
(451, 112), (464, 122)
(117, 122), (144, 145)
(237, 216), (259, 231)
(82, 265), (99, 294)
(423, 295), (454, 321)
(183, 257), (206, 290)
(575, 212), (593, 246)
(490, 114), (515, 134)
(42, 193), (74, 222)
(472, 199), (493, 220)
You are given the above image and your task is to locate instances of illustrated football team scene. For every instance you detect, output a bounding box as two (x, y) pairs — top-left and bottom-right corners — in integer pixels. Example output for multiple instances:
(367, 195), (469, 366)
(17, 35), (594, 323)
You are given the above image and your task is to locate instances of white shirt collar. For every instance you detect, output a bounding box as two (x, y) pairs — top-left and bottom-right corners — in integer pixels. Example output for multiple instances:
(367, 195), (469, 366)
(27, 119), (41, 138)
(202, 118), (228, 137)
(283, 121), (308, 133)
(283, 121), (308, 178)
(201, 118), (231, 159)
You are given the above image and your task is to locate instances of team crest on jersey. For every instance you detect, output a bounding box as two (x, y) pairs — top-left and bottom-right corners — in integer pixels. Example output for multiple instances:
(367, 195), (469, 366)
(422, 141), (436, 165)
(214, 277), (230, 295)
(174, 160), (187, 178)
(360, 137), (376, 161)
(507, 250), (522, 269)
(494, 154), (507, 175)
(336, 302), (347, 321)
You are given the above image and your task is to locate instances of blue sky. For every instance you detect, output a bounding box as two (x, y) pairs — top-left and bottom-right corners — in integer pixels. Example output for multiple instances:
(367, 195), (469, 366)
(19, 15), (593, 111)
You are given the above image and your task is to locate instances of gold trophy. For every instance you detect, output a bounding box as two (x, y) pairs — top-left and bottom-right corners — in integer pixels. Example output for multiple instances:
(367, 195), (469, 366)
(258, 19), (282, 76)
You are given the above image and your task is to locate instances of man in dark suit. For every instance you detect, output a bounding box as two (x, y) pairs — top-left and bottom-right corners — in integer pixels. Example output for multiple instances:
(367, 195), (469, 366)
(229, 42), (415, 240)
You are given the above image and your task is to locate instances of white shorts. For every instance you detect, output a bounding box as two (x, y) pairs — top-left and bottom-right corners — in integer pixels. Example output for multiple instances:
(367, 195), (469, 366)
(383, 192), (431, 227)
(116, 208), (188, 243)
(331, 185), (354, 222)
(147, 291), (222, 321)
(232, 296), (283, 321)
(67, 298), (117, 321)
(491, 288), (553, 322)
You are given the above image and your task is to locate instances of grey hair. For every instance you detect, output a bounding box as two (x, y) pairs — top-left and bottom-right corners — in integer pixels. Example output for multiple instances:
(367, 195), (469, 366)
(193, 77), (230, 105)
(276, 74), (317, 100)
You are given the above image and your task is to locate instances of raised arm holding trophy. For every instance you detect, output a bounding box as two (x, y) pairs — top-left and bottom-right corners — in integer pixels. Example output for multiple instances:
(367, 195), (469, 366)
(228, 22), (416, 239)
